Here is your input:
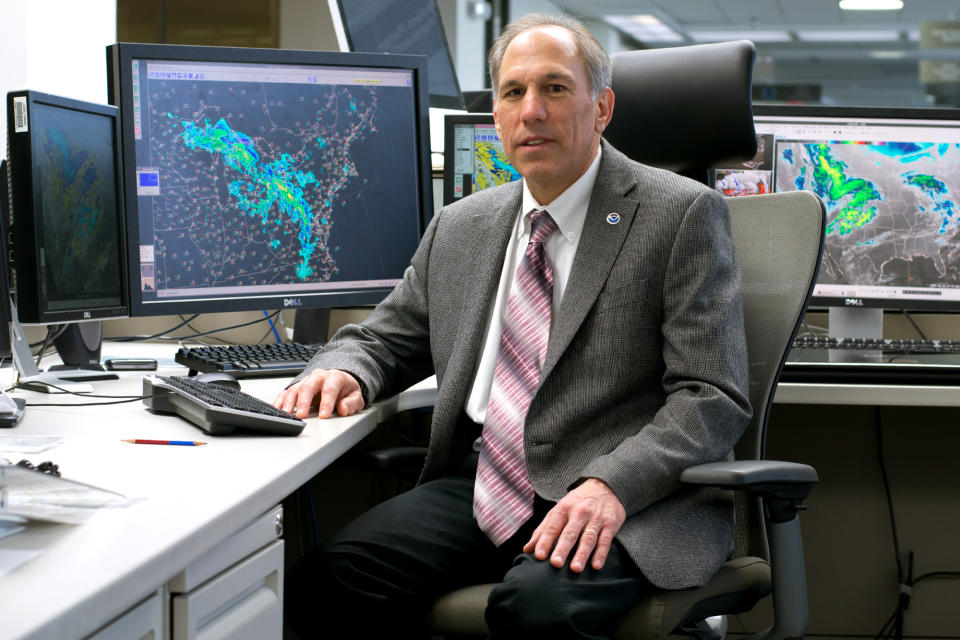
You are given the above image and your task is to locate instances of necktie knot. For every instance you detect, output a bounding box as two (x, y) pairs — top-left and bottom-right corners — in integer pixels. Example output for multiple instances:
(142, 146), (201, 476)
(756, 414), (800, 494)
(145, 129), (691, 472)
(528, 209), (557, 246)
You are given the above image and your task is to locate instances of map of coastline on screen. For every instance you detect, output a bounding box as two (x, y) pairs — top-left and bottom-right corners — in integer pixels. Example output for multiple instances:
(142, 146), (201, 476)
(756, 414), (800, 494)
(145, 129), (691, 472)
(716, 110), (960, 309)
(131, 60), (421, 302)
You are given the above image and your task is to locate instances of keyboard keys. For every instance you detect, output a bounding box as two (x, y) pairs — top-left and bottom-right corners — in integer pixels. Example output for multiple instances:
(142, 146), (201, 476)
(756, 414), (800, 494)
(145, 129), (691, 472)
(791, 335), (960, 354)
(143, 375), (306, 436)
(175, 343), (320, 378)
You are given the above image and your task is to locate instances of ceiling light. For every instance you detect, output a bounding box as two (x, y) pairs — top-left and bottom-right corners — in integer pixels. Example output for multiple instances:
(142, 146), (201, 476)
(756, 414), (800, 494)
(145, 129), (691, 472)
(796, 30), (901, 41)
(604, 15), (684, 42)
(839, 0), (903, 10)
(688, 30), (792, 43)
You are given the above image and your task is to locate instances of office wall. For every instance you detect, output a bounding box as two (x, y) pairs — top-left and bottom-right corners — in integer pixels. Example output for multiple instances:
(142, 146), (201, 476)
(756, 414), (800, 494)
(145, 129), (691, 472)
(733, 403), (960, 638)
(0, 0), (115, 160)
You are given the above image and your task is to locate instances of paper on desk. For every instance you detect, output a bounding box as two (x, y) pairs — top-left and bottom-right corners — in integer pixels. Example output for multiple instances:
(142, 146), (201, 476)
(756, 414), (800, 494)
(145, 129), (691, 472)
(0, 435), (63, 454)
(0, 465), (132, 524)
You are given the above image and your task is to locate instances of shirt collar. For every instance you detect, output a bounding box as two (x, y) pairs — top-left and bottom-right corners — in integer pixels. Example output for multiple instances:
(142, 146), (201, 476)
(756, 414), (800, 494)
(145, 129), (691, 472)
(520, 144), (603, 244)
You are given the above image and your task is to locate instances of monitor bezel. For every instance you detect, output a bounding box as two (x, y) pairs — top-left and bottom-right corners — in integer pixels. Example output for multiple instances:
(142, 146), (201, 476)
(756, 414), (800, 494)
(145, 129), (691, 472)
(752, 103), (960, 312)
(0, 161), (14, 359)
(442, 113), (496, 206)
(107, 42), (434, 318)
(327, 0), (466, 111)
(4, 90), (129, 325)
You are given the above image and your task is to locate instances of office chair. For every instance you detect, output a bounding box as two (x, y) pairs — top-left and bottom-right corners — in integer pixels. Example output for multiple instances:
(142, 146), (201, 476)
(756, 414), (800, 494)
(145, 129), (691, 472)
(364, 40), (826, 639)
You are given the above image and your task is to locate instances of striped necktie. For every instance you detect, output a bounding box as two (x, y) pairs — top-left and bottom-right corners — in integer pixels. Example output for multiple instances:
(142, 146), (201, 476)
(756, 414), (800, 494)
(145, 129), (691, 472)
(474, 209), (558, 546)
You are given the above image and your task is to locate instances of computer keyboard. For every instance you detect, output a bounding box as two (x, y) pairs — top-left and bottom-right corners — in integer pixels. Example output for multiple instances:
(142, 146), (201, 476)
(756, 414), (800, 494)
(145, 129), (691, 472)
(142, 375), (306, 436)
(175, 342), (320, 378)
(791, 335), (960, 354)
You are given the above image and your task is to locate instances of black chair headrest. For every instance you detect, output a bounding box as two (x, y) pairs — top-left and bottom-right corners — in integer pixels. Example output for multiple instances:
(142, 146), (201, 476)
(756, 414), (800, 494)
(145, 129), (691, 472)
(605, 40), (758, 175)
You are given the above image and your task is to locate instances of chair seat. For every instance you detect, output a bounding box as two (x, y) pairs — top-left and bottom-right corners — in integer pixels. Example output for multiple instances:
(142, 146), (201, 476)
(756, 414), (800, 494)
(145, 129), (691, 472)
(613, 556), (771, 640)
(426, 556), (771, 640)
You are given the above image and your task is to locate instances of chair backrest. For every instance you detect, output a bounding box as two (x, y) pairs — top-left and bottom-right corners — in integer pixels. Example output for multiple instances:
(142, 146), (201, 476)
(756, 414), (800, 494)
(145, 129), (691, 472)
(606, 40), (759, 182)
(727, 191), (825, 559)
(604, 40), (825, 560)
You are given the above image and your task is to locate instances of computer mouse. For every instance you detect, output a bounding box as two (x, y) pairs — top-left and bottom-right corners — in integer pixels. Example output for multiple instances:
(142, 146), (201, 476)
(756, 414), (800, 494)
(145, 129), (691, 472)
(193, 372), (241, 390)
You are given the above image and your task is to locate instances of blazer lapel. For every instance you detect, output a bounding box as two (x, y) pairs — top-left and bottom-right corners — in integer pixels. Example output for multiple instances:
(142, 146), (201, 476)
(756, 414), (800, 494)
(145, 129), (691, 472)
(541, 143), (641, 382)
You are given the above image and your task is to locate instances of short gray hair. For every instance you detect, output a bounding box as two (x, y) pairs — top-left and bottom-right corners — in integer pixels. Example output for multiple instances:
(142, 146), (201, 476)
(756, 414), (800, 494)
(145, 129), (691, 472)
(488, 13), (612, 100)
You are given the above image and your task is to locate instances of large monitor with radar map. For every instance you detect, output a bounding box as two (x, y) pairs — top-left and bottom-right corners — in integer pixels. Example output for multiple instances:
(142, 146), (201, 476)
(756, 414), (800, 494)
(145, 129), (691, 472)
(107, 43), (432, 317)
(715, 105), (960, 317)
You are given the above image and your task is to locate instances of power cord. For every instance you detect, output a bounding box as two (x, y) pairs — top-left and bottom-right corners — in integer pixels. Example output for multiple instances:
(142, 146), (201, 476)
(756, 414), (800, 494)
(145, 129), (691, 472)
(8, 380), (166, 407)
(873, 408), (960, 640)
(900, 310), (928, 341)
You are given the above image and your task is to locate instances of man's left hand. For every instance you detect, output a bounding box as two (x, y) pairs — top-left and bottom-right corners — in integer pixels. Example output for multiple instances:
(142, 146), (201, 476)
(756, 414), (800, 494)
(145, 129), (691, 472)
(523, 478), (626, 573)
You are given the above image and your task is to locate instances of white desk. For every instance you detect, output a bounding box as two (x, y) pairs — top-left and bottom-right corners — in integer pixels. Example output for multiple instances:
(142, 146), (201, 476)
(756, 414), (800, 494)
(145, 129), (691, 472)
(0, 343), (435, 640)
(774, 382), (960, 406)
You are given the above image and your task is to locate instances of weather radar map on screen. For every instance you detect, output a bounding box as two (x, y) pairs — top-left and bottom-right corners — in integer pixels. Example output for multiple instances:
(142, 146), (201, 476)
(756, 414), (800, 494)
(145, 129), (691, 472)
(717, 106), (960, 310)
(779, 138), (960, 285)
(119, 52), (425, 313)
(444, 116), (521, 204)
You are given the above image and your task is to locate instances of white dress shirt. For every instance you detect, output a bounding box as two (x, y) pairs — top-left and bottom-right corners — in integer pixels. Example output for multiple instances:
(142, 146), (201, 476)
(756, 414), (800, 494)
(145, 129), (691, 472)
(464, 145), (603, 424)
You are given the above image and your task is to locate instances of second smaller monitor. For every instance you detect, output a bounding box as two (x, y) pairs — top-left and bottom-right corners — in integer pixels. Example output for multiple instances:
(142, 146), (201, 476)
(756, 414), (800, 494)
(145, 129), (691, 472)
(4, 90), (128, 326)
(442, 114), (519, 205)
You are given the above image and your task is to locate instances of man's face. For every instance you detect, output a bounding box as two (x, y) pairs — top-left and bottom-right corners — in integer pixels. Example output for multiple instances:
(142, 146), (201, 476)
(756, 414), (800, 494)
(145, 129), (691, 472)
(493, 26), (613, 205)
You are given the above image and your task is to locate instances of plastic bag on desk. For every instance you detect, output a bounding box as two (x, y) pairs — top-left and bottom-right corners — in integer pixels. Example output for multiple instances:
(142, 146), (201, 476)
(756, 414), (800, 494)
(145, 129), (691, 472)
(0, 464), (132, 524)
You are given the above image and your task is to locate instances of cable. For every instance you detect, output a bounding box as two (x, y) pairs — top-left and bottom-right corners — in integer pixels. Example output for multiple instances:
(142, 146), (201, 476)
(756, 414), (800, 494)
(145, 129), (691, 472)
(874, 408), (906, 640)
(176, 312), (283, 341)
(14, 383), (167, 407)
(33, 324), (69, 366)
(111, 315), (200, 342)
(875, 409), (904, 583)
(113, 312), (281, 343)
(901, 311), (928, 340)
(263, 310), (283, 344)
(872, 410), (960, 640)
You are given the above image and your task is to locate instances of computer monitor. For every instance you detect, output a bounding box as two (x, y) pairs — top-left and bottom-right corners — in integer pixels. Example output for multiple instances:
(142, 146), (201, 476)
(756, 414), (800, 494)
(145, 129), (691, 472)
(5, 91), (128, 325)
(107, 43), (433, 319)
(715, 104), (960, 341)
(442, 114), (519, 206)
(0, 163), (13, 363)
(4, 91), (127, 381)
(0, 175), (24, 421)
(327, 0), (466, 110)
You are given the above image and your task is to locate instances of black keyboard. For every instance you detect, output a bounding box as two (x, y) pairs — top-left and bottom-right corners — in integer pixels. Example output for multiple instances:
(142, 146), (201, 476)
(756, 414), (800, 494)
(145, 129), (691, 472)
(143, 375), (305, 436)
(175, 343), (320, 378)
(791, 335), (960, 354)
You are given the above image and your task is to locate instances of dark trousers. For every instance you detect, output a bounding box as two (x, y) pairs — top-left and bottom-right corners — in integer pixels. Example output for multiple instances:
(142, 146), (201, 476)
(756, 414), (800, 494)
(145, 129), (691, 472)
(285, 463), (656, 639)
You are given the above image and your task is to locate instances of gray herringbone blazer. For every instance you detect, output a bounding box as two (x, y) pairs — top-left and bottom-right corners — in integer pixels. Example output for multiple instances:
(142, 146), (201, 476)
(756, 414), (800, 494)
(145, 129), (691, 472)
(300, 140), (751, 589)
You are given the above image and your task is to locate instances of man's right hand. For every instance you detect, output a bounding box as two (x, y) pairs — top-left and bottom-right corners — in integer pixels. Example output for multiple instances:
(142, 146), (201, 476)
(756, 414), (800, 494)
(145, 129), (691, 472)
(272, 369), (365, 419)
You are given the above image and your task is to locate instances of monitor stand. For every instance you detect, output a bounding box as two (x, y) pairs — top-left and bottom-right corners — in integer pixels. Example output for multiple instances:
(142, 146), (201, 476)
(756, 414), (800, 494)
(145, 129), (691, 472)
(8, 299), (116, 393)
(292, 308), (331, 345)
(828, 306), (883, 363)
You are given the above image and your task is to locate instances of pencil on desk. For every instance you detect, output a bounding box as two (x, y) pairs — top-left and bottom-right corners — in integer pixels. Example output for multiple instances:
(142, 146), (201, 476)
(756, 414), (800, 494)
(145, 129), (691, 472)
(122, 439), (207, 446)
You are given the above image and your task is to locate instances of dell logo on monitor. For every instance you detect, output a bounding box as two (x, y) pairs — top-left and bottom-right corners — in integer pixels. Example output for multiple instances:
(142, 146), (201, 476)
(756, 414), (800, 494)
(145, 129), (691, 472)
(283, 298), (303, 308)
(844, 298), (864, 307)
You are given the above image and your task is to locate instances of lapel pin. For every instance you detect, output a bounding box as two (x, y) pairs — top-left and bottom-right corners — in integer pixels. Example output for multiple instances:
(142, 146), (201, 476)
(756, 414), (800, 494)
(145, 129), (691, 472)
(606, 212), (620, 225)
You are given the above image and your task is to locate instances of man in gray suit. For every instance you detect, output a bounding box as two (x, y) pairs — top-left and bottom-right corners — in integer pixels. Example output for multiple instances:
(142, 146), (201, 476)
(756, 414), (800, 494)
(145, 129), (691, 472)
(278, 13), (750, 639)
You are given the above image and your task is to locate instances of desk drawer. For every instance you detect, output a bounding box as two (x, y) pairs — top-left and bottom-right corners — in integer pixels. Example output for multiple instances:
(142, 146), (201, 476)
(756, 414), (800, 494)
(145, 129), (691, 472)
(87, 589), (163, 640)
(169, 505), (283, 593)
(171, 539), (283, 640)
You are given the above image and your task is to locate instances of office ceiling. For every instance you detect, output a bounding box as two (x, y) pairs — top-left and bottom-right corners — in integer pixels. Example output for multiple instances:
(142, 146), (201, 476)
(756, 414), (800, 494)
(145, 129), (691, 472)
(550, 0), (960, 105)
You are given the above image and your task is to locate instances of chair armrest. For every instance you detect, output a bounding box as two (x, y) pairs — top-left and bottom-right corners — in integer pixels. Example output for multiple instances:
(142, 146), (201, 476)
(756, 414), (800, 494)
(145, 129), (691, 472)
(681, 460), (818, 526)
(679, 460), (817, 491)
(681, 460), (818, 515)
